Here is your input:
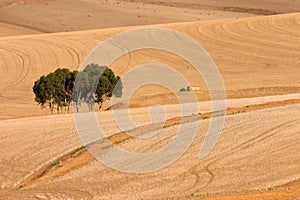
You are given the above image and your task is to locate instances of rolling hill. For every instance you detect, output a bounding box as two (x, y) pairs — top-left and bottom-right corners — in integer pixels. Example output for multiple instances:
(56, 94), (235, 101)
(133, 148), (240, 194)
(0, 0), (256, 36)
(0, 6), (300, 199)
(0, 97), (299, 199)
(0, 13), (299, 119)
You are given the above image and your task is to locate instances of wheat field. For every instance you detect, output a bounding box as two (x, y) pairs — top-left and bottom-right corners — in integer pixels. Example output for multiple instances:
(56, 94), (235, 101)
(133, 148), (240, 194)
(0, 13), (299, 119)
(0, 1), (300, 199)
(1, 102), (299, 199)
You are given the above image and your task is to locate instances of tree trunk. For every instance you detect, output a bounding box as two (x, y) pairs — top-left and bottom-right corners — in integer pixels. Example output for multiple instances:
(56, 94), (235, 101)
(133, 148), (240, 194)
(76, 91), (81, 112)
(49, 102), (54, 114)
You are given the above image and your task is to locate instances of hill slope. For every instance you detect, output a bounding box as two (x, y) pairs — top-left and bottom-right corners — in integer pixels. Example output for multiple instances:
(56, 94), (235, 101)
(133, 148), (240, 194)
(0, 13), (299, 119)
(124, 0), (300, 13)
(0, 0), (256, 36)
(0, 100), (299, 199)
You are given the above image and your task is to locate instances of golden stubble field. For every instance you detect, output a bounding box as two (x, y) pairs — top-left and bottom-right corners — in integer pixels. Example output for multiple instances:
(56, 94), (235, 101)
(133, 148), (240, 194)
(0, 99), (300, 199)
(0, 0), (256, 36)
(0, 1), (300, 199)
(0, 13), (299, 119)
(124, 0), (300, 13)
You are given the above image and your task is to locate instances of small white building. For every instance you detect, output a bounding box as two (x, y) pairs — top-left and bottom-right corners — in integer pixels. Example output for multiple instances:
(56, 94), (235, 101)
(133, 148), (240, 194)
(187, 86), (200, 91)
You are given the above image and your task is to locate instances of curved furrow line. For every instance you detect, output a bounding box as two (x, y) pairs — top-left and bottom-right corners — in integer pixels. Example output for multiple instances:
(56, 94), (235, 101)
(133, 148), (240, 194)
(68, 168), (142, 197)
(133, 127), (177, 154)
(243, 15), (300, 37)
(295, 14), (300, 25)
(172, 114), (291, 193)
(100, 33), (136, 75)
(0, 47), (18, 93)
(195, 23), (298, 63)
(238, 121), (300, 151)
(29, 38), (65, 70)
(169, 158), (216, 195)
(0, 188), (93, 200)
(117, 46), (132, 75)
(199, 19), (300, 56)
(205, 118), (300, 166)
(245, 17), (290, 36)
(18, 39), (57, 75)
(184, 118), (300, 193)
(136, 113), (266, 156)
(9, 46), (31, 87)
(246, 18), (300, 42)
(23, 43), (47, 74)
(0, 49), (8, 84)
(268, 14), (300, 35)
(223, 19), (300, 51)
(0, 45), (30, 92)
(10, 126), (77, 163)
(195, 23), (267, 55)
(48, 37), (84, 69)
(206, 15), (300, 47)
(37, 36), (99, 70)
(214, 115), (267, 139)
(0, 40), (55, 92)
(38, 38), (81, 70)
(261, 16), (300, 38)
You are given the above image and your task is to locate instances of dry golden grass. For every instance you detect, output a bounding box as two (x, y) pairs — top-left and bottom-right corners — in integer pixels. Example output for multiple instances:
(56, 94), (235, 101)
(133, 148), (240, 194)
(1, 102), (299, 199)
(0, 0), (255, 36)
(0, 9), (300, 199)
(0, 22), (41, 37)
(123, 0), (300, 14)
(0, 13), (299, 119)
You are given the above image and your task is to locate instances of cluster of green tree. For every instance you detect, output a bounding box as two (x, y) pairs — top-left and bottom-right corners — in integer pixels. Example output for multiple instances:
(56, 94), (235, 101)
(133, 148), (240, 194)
(33, 64), (122, 113)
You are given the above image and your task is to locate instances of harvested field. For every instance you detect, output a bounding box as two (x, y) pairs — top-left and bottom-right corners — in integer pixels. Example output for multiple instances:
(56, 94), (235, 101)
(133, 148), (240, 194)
(1, 2), (300, 199)
(123, 0), (300, 14)
(0, 0), (255, 36)
(1, 102), (299, 199)
(0, 13), (299, 119)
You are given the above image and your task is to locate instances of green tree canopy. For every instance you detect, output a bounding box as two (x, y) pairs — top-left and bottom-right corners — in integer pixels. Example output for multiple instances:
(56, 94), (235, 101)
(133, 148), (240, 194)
(33, 64), (122, 113)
